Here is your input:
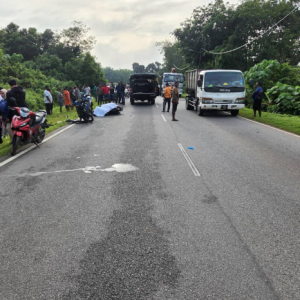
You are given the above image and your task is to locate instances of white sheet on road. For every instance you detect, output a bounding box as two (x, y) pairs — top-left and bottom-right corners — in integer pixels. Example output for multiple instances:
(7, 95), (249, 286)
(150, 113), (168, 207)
(94, 103), (117, 117)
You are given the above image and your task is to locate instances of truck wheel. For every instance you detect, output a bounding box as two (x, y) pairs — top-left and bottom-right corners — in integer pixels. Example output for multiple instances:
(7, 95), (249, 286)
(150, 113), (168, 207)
(151, 99), (155, 105)
(198, 107), (204, 116)
(130, 98), (135, 105)
(231, 110), (239, 116)
(195, 100), (199, 112)
(186, 98), (193, 110)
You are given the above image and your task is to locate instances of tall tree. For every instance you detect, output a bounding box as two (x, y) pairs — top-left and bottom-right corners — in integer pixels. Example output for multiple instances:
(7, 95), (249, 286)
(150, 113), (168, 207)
(173, 0), (300, 71)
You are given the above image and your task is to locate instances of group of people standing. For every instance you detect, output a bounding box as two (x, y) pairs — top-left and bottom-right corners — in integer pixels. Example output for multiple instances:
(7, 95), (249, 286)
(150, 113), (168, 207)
(45, 86), (84, 115)
(94, 82), (127, 106)
(0, 79), (27, 143)
(43, 82), (128, 116)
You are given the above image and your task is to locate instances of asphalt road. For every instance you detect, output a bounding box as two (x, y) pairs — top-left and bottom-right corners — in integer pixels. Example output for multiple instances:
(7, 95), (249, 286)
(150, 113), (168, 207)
(0, 97), (300, 300)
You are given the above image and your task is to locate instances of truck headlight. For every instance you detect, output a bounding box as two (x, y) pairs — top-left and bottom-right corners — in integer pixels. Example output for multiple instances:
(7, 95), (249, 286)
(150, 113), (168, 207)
(235, 97), (245, 103)
(202, 97), (213, 104)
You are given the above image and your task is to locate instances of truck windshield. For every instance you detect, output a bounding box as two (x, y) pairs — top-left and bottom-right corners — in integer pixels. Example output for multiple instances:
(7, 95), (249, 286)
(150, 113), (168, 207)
(164, 74), (183, 83)
(204, 72), (245, 88)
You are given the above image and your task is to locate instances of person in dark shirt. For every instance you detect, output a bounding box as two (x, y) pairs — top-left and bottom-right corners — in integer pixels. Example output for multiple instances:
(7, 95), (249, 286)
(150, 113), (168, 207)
(6, 79), (27, 109)
(120, 81), (125, 105)
(109, 82), (115, 103)
(6, 79), (27, 130)
(252, 82), (263, 117)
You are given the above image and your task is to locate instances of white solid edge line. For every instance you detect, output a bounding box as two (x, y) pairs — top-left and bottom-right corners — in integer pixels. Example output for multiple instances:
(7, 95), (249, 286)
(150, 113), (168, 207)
(178, 143), (201, 177)
(161, 115), (167, 122)
(0, 124), (75, 168)
(238, 116), (300, 139)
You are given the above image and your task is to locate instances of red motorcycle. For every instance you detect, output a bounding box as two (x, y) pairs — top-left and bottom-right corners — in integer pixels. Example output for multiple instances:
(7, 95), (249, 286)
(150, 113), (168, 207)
(10, 107), (49, 156)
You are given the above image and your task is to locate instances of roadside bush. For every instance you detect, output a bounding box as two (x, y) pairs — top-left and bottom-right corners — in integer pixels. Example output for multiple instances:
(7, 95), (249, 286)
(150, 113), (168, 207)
(266, 83), (300, 115)
(244, 60), (300, 113)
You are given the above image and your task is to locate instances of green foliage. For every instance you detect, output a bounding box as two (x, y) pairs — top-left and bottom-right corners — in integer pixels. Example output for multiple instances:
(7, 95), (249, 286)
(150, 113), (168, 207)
(0, 21), (106, 111)
(172, 0), (300, 71)
(103, 67), (132, 83)
(266, 83), (300, 114)
(156, 41), (185, 74)
(243, 60), (300, 114)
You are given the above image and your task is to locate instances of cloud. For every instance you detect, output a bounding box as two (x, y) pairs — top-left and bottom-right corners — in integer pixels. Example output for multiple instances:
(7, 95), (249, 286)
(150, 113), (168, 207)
(0, 0), (240, 69)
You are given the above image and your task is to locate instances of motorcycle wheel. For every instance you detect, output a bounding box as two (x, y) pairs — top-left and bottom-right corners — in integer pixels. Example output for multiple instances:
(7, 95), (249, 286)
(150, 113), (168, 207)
(11, 136), (21, 156)
(89, 114), (94, 122)
(36, 127), (45, 144)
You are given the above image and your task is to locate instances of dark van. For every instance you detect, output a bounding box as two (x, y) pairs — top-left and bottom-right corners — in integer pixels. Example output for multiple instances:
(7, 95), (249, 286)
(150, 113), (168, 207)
(129, 73), (158, 105)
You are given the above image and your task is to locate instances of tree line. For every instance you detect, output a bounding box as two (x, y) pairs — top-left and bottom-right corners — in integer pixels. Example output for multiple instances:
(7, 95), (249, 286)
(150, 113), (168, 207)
(157, 0), (299, 72)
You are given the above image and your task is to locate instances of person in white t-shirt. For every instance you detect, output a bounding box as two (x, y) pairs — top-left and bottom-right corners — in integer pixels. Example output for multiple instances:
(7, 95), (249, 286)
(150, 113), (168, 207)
(44, 86), (52, 115)
(84, 84), (91, 95)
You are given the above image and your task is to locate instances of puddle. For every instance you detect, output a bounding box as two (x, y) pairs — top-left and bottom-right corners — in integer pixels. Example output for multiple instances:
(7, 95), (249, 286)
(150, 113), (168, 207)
(102, 164), (138, 173)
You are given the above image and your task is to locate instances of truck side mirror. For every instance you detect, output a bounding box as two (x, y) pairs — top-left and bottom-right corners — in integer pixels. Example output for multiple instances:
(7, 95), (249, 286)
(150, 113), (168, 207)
(197, 79), (202, 88)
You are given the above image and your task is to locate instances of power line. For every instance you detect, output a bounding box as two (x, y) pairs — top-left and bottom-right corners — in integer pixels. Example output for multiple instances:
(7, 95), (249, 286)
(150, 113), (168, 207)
(173, 52), (199, 70)
(202, 3), (300, 55)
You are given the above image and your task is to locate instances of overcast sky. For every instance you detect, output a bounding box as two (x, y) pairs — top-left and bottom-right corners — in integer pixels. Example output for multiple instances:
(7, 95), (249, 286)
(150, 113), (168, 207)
(0, 0), (239, 70)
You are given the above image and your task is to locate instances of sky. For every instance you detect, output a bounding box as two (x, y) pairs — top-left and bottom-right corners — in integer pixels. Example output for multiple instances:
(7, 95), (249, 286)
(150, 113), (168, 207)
(0, 0), (239, 70)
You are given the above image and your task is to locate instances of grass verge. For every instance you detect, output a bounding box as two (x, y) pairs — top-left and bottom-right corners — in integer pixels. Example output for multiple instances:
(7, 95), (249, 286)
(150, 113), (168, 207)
(239, 108), (300, 136)
(0, 102), (92, 159)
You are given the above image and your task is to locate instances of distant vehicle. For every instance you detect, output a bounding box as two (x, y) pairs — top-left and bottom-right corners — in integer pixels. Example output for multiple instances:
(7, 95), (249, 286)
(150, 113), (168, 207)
(185, 69), (246, 116)
(161, 72), (183, 97)
(129, 73), (158, 105)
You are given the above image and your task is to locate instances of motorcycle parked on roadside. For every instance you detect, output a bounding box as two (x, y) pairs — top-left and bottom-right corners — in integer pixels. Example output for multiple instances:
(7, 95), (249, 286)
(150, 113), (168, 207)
(9, 107), (49, 156)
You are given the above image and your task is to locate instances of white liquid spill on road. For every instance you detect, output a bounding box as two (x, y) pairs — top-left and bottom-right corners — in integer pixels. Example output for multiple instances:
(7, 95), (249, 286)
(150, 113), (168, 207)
(1, 164), (138, 178)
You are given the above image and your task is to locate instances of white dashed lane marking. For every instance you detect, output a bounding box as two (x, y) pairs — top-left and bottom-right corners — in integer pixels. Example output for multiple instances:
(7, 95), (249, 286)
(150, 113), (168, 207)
(161, 115), (167, 122)
(178, 143), (201, 177)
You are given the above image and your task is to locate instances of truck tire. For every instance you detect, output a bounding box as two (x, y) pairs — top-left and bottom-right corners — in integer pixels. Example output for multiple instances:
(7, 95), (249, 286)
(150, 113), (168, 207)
(195, 100), (199, 112)
(231, 110), (239, 116)
(186, 98), (193, 110)
(151, 99), (155, 105)
(130, 98), (135, 105)
(198, 107), (204, 116)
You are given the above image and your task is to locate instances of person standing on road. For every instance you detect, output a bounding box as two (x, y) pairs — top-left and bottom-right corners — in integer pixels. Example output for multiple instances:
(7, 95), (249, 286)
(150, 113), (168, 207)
(102, 84), (110, 103)
(44, 86), (52, 115)
(171, 81), (179, 121)
(57, 89), (64, 113)
(97, 83), (103, 105)
(116, 82), (121, 104)
(162, 82), (171, 113)
(252, 82), (263, 117)
(109, 82), (115, 103)
(120, 81), (125, 105)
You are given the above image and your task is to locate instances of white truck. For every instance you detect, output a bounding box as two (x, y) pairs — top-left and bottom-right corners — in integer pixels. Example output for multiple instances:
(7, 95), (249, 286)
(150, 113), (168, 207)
(161, 72), (184, 97)
(185, 69), (245, 116)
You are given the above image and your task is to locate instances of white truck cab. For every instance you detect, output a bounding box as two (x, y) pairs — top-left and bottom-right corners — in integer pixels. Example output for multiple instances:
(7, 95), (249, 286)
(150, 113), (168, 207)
(161, 72), (184, 97)
(186, 69), (245, 116)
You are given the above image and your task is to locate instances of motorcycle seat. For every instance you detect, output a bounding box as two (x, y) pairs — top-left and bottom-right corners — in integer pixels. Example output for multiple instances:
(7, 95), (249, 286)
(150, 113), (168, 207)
(33, 112), (45, 125)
